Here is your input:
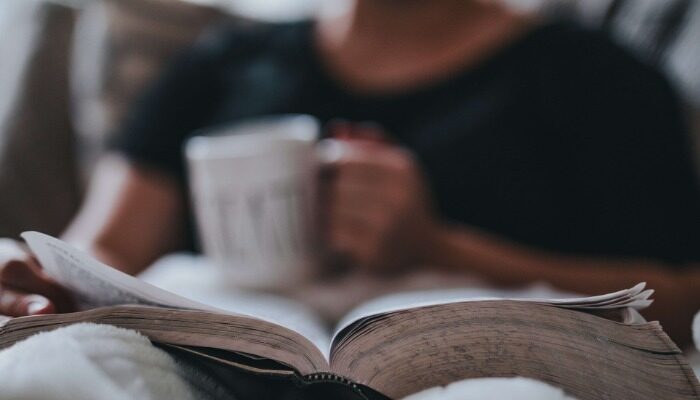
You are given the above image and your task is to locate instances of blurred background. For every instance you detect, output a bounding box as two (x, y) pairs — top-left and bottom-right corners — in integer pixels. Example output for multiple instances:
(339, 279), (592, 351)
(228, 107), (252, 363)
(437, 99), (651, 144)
(0, 0), (699, 239)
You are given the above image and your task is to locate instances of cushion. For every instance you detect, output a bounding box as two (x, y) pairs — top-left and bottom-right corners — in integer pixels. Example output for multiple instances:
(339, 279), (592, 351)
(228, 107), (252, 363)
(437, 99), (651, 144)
(0, 0), (236, 239)
(0, 323), (229, 400)
(71, 0), (235, 171)
(0, 1), (81, 239)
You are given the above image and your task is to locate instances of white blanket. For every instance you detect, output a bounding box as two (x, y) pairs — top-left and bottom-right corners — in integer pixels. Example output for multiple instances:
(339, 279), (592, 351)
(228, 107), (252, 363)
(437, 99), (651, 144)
(0, 323), (228, 400)
(405, 377), (577, 400)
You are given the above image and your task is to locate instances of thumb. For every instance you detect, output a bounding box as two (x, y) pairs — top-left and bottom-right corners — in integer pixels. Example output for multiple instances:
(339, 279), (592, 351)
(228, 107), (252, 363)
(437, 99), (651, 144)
(24, 294), (55, 315)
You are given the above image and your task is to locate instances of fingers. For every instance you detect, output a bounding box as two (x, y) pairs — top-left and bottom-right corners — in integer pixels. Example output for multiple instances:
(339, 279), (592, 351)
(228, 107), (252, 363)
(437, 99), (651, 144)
(0, 259), (74, 313)
(318, 130), (431, 271)
(328, 213), (380, 270)
(330, 180), (393, 226)
(324, 148), (407, 270)
(0, 288), (55, 317)
(0, 241), (55, 317)
(321, 142), (415, 186)
(326, 120), (392, 144)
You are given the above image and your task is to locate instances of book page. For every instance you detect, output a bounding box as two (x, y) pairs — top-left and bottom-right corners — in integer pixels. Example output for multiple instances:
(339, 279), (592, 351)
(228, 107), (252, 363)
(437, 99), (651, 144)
(189, 291), (331, 357)
(333, 283), (652, 340)
(0, 305), (329, 375)
(22, 232), (331, 357)
(23, 232), (216, 311)
(328, 300), (693, 399)
(140, 255), (331, 356)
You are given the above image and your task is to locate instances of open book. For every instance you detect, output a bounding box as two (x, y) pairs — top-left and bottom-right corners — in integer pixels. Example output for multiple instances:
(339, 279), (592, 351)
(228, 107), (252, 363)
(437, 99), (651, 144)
(1, 232), (698, 399)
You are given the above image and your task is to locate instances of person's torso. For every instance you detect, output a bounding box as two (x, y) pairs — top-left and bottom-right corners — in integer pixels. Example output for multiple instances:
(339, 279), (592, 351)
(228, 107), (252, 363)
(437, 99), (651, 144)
(174, 21), (699, 261)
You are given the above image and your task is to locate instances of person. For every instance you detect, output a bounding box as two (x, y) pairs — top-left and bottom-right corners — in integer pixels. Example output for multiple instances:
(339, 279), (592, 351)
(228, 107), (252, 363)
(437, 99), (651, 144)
(1, 0), (699, 346)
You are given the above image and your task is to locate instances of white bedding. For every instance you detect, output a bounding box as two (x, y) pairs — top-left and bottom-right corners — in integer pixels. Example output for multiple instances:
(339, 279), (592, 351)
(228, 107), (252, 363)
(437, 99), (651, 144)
(0, 323), (230, 400)
(405, 377), (578, 400)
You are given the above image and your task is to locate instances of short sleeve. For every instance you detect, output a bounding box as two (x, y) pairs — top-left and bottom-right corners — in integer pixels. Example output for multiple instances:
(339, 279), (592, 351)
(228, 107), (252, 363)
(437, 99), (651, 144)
(110, 30), (230, 183)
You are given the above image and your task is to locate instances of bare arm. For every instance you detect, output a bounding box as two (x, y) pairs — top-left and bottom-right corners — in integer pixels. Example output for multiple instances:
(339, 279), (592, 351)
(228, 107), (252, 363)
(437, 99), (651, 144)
(0, 154), (187, 316)
(427, 224), (700, 347)
(63, 154), (188, 275)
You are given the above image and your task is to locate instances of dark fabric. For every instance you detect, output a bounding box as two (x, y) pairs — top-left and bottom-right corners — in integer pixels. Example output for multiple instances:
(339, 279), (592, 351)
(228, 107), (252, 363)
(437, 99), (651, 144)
(113, 21), (700, 263)
(162, 345), (389, 400)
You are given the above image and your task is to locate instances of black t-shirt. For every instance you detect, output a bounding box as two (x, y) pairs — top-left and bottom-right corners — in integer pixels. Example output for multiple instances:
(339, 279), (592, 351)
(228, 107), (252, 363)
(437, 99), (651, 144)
(114, 21), (700, 263)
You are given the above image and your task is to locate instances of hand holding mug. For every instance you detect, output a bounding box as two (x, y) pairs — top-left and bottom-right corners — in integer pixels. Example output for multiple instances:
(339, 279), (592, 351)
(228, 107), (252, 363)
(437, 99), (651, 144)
(0, 239), (74, 319)
(321, 126), (439, 273)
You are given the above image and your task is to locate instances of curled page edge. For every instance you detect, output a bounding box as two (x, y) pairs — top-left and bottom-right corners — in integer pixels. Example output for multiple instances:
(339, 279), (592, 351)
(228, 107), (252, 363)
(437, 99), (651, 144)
(22, 232), (219, 312)
(333, 282), (653, 340)
(21, 231), (332, 360)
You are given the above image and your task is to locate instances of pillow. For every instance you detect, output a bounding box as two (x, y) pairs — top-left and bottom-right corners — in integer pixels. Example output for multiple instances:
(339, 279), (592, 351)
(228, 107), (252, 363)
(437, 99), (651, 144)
(0, 1), (81, 239)
(0, 323), (226, 400)
(0, 0), (237, 238)
(71, 0), (236, 173)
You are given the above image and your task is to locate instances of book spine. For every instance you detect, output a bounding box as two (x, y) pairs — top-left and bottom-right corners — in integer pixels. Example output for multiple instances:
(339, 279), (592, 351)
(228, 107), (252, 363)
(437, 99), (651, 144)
(301, 373), (370, 399)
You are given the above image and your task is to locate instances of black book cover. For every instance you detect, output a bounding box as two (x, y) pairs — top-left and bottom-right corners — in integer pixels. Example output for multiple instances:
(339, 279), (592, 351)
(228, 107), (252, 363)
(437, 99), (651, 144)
(162, 345), (392, 400)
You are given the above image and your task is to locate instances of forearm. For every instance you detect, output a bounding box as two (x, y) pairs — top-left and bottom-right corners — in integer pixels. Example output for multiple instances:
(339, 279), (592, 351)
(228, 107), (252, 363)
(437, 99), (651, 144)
(426, 223), (700, 347)
(0, 156), (187, 318)
(61, 155), (187, 276)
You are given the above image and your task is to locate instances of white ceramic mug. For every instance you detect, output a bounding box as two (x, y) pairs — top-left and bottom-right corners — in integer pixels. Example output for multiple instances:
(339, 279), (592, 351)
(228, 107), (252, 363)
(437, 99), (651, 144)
(186, 115), (321, 289)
